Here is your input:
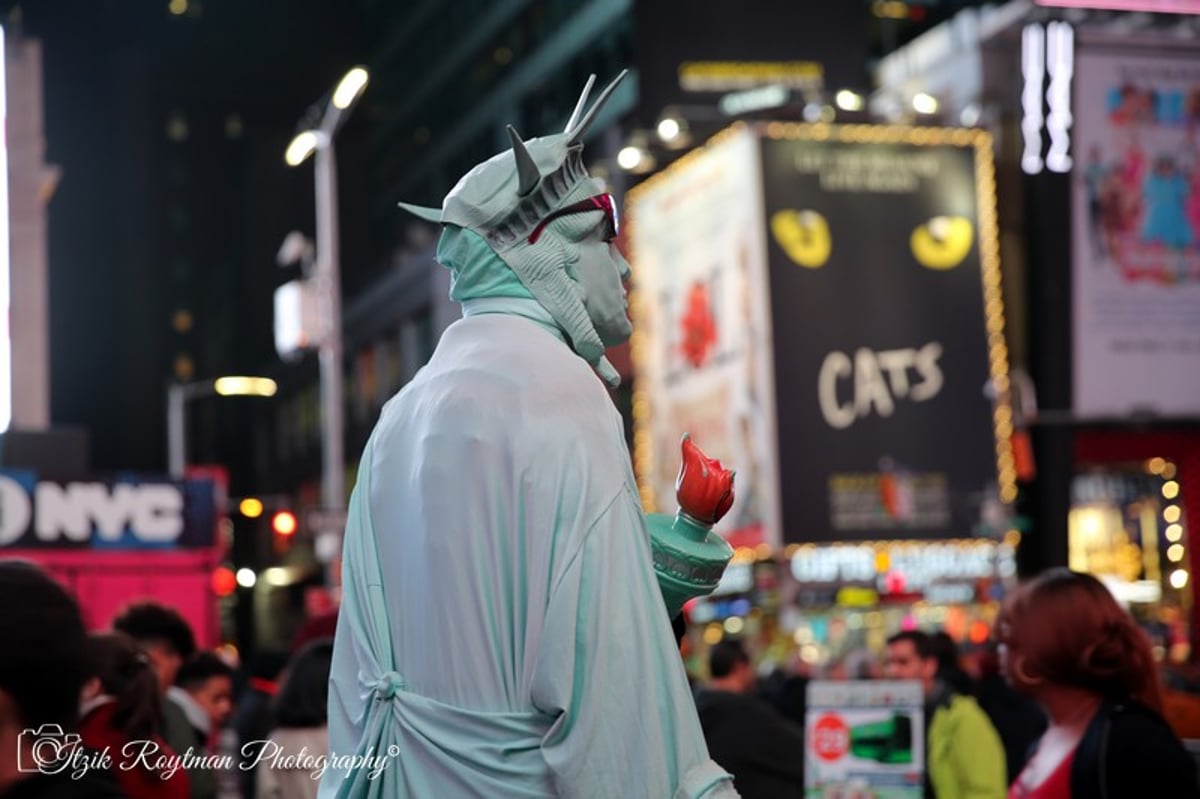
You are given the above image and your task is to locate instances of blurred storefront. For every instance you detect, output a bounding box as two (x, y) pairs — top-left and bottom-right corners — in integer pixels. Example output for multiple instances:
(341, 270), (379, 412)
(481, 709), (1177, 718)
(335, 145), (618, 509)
(1070, 433), (1200, 663)
(682, 541), (1015, 676)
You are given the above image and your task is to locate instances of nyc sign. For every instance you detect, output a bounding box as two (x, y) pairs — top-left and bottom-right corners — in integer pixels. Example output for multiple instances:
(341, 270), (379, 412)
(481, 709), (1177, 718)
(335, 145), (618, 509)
(0, 471), (215, 549)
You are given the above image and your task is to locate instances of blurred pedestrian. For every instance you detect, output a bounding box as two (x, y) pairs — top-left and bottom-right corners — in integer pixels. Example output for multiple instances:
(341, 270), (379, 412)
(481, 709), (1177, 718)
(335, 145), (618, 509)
(973, 641), (1045, 784)
(234, 650), (287, 799)
(0, 559), (125, 798)
(999, 569), (1198, 798)
(173, 653), (234, 748)
(757, 664), (809, 729)
(253, 639), (333, 799)
(170, 652), (234, 799)
(886, 630), (1006, 799)
(929, 631), (975, 697)
(694, 640), (805, 799)
(111, 602), (203, 769)
(79, 632), (189, 799)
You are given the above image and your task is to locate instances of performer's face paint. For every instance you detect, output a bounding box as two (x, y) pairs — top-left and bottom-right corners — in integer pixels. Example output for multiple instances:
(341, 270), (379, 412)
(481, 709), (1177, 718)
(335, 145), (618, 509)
(531, 193), (632, 347)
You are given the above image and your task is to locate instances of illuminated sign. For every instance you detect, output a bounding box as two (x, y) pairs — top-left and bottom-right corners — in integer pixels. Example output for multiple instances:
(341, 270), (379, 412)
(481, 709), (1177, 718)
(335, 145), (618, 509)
(1036, 0), (1200, 10)
(1022, 22), (1075, 175)
(790, 541), (1016, 590)
(759, 127), (1015, 541)
(679, 61), (822, 92)
(1045, 22), (1075, 173)
(0, 25), (10, 432)
(710, 561), (755, 596)
(719, 85), (790, 116)
(273, 278), (320, 360)
(1021, 24), (1045, 175)
(0, 472), (216, 549)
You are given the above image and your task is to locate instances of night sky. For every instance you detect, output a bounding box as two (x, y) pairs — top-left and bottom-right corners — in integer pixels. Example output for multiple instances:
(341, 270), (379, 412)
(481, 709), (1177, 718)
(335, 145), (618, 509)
(5, 0), (368, 480)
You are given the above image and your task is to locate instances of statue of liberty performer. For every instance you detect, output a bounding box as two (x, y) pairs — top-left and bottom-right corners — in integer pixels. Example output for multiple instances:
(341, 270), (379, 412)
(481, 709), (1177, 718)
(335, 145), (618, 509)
(320, 71), (739, 798)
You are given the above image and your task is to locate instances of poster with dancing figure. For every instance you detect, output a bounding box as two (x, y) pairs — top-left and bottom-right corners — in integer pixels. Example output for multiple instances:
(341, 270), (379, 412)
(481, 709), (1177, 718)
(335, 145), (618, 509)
(1072, 50), (1200, 417)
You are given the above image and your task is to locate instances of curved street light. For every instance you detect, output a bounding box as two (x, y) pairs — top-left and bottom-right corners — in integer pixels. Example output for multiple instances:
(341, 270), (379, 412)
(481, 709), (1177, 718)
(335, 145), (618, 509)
(282, 66), (370, 559)
(167, 375), (278, 479)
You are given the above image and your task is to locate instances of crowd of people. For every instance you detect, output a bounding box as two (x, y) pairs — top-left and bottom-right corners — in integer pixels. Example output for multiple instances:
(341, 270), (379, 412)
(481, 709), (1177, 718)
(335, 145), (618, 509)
(1, 560), (1199, 799)
(685, 569), (1200, 799)
(0, 559), (334, 799)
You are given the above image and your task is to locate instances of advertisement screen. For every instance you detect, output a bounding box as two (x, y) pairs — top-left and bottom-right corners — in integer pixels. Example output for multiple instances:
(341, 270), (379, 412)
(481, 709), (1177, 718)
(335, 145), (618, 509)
(806, 679), (925, 799)
(1071, 50), (1200, 417)
(759, 126), (1011, 544)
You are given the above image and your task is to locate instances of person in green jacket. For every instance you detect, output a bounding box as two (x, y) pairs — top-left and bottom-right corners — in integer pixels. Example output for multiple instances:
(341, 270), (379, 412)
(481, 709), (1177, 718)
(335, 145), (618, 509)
(886, 630), (1007, 799)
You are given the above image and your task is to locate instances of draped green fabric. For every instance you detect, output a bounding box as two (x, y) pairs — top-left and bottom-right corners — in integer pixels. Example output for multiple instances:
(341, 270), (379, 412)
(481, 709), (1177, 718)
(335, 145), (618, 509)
(437, 225), (535, 304)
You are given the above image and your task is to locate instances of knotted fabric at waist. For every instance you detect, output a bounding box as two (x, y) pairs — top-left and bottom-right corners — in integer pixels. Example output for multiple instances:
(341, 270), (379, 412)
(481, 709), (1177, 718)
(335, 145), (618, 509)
(349, 668), (557, 797)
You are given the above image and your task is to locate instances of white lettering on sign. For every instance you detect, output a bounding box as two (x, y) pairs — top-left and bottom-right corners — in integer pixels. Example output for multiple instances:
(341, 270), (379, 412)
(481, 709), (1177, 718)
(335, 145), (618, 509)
(0, 475), (32, 545)
(1022, 21), (1075, 175)
(790, 545), (876, 583)
(817, 343), (944, 430)
(1044, 21), (1074, 174)
(791, 542), (1016, 590)
(0, 475), (185, 546)
(1021, 23), (1046, 175)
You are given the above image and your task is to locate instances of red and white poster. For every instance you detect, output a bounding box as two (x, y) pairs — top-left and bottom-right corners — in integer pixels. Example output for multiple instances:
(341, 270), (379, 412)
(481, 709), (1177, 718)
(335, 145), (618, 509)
(626, 126), (782, 547)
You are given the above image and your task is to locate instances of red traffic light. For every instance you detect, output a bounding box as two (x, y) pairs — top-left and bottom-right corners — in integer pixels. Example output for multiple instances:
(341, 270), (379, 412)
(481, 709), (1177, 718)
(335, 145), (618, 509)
(211, 567), (237, 597)
(272, 510), (298, 537)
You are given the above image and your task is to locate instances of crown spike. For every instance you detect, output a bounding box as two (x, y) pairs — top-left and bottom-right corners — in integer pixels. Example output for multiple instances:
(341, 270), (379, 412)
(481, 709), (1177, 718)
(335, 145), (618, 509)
(507, 125), (541, 197)
(567, 70), (629, 145)
(563, 73), (597, 134)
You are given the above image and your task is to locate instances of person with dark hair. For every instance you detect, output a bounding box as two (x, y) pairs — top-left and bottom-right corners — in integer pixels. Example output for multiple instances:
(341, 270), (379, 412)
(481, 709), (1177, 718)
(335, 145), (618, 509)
(79, 633), (189, 799)
(169, 652), (234, 799)
(111, 602), (197, 694)
(886, 629), (1005, 799)
(973, 641), (1045, 786)
(253, 639), (334, 799)
(173, 653), (235, 747)
(929, 631), (975, 697)
(111, 600), (202, 782)
(999, 569), (1198, 798)
(234, 650), (288, 799)
(693, 640), (805, 799)
(0, 559), (125, 798)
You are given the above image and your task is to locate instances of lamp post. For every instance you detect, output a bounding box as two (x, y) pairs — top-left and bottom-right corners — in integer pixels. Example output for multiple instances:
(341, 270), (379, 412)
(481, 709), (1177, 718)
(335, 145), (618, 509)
(166, 376), (278, 479)
(284, 66), (368, 533)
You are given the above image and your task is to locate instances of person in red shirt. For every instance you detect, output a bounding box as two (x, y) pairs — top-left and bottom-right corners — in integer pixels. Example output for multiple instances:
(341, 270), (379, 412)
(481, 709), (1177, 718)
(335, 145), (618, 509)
(79, 632), (190, 799)
(1000, 569), (1197, 799)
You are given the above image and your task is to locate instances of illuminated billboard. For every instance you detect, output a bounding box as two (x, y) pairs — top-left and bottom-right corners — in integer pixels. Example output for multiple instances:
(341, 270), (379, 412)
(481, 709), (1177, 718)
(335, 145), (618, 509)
(0, 25), (9, 433)
(629, 124), (1014, 546)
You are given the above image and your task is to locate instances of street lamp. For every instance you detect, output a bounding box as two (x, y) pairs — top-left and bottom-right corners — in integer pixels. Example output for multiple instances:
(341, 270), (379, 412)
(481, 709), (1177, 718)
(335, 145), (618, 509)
(166, 376), (277, 479)
(283, 65), (368, 534)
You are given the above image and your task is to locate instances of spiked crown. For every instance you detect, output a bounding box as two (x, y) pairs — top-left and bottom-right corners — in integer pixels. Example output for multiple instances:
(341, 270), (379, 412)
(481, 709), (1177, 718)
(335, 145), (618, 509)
(398, 71), (630, 387)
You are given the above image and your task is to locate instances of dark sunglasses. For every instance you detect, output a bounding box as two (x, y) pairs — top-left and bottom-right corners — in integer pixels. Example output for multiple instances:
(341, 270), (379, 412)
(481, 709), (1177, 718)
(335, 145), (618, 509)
(527, 193), (619, 244)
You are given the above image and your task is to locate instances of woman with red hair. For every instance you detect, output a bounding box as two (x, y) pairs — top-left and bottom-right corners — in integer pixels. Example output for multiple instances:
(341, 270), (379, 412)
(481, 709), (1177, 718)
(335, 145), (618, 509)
(999, 569), (1197, 798)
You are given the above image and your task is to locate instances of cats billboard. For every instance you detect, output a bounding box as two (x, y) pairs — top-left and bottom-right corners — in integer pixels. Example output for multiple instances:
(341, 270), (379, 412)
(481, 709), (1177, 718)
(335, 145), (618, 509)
(628, 124), (1014, 546)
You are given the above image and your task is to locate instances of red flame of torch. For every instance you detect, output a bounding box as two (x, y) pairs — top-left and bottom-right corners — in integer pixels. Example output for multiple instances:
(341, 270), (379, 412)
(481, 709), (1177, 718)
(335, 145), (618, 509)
(675, 434), (736, 526)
